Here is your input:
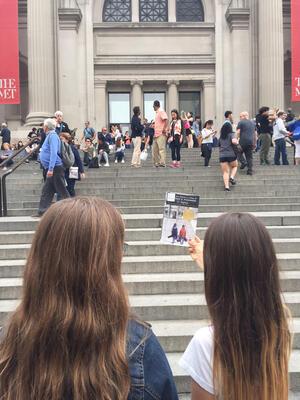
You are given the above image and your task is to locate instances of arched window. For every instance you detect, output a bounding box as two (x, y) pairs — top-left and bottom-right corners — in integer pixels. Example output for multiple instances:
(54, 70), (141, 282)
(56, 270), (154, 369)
(176, 0), (204, 22)
(139, 0), (168, 22)
(103, 0), (132, 22)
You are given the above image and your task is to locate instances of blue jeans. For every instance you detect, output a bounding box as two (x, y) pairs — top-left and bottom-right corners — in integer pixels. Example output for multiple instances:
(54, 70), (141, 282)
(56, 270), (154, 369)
(274, 138), (289, 165)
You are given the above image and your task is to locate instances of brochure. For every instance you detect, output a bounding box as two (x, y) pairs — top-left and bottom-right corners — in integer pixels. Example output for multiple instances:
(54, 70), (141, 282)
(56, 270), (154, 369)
(160, 192), (200, 247)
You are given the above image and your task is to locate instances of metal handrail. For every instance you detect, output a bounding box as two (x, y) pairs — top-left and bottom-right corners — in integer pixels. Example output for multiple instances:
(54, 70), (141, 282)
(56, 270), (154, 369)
(0, 138), (41, 217)
(0, 137), (40, 168)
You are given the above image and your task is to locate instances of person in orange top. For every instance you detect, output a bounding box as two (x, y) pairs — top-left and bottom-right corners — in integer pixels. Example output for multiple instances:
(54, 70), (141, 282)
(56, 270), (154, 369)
(153, 100), (169, 167)
(179, 225), (187, 245)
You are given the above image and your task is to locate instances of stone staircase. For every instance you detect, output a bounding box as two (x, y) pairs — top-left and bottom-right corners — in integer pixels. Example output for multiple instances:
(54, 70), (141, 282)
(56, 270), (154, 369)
(0, 148), (300, 398)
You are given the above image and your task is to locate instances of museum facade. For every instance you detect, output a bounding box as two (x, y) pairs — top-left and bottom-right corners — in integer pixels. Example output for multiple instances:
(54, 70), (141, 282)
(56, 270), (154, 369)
(0, 0), (297, 133)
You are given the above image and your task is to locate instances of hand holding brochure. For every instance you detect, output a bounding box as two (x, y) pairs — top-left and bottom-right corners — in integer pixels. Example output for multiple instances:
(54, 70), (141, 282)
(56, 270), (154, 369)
(160, 192), (200, 247)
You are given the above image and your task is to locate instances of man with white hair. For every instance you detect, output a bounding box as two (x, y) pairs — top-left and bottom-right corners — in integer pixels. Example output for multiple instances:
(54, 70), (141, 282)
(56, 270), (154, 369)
(33, 118), (70, 217)
(54, 110), (71, 135)
(0, 122), (11, 149)
(236, 111), (257, 176)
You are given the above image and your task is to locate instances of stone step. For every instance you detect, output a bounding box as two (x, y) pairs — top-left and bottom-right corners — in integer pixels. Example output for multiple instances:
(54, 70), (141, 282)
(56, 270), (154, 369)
(7, 175), (300, 188)
(167, 350), (300, 394)
(122, 254), (300, 273)
(2, 238), (300, 259)
(4, 225), (300, 244)
(1, 253), (299, 278)
(3, 212), (300, 231)
(0, 292), (299, 325)
(150, 318), (300, 352)
(0, 271), (299, 299)
(7, 203), (300, 217)
(6, 196), (300, 209)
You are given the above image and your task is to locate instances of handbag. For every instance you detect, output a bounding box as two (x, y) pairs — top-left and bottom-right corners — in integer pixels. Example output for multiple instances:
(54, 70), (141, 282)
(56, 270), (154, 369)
(232, 143), (243, 155)
(69, 166), (79, 179)
(140, 150), (148, 162)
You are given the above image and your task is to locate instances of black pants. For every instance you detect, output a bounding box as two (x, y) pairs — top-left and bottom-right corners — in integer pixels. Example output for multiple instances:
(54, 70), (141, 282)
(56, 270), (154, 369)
(170, 136), (181, 161)
(238, 144), (253, 173)
(201, 144), (212, 167)
(38, 165), (70, 215)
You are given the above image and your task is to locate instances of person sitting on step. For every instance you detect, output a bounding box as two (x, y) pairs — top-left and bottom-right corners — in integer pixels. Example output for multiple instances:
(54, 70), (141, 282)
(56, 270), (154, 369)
(115, 137), (125, 164)
(98, 137), (110, 167)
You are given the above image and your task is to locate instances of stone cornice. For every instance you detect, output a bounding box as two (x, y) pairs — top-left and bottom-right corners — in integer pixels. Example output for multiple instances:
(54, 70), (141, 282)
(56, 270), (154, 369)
(225, 8), (250, 31)
(93, 22), (215, 31)
(58, 8), (82, 31)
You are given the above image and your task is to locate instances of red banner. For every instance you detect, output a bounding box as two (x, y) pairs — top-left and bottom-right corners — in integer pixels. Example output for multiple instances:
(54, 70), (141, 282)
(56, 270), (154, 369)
(0, 0), (20, 104)
(291, 0), (300, 102)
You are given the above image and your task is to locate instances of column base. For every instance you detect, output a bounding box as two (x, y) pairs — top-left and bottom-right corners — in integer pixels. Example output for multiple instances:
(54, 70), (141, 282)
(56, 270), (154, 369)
(25, 112), (53, 127)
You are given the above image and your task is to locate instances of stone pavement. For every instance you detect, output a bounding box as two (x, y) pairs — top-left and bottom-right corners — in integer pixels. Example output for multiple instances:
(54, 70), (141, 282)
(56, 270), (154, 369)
(0, 148), (299, 398)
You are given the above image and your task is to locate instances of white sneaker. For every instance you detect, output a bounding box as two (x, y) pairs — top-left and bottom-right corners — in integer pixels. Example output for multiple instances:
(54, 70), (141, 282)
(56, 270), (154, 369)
(115, 160), (118, 163)
(104, 163), (110, 167)
(121, 159), (125, 164)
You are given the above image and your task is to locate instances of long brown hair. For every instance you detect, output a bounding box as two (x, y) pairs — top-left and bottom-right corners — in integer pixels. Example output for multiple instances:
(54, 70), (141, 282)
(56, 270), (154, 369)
(0, 197), (130, 400)
(203, 213), (291, 400)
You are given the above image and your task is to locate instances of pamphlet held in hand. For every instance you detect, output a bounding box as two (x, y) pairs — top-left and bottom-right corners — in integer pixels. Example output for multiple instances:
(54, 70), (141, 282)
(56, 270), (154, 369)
(160, 192), (200, 247)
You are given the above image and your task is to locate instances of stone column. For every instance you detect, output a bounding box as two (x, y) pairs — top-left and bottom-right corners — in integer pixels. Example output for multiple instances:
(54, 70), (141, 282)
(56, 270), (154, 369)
(168, 0), (176, 22)
(94, 80), (107, 130)
(203, 79), (216, 123)
(132, 0), (139, 22)
(57, 6), (82, 128)
(131, 80), (143, 116)
(226, 6), (251, 116)
(258, 0), (284, 109)
(26, 0), (56, 125)
(167, 80), (179, 116)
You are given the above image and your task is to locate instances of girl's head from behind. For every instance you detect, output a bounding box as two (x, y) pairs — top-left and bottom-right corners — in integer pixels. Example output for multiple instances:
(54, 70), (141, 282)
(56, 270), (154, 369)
(0, 197), (130, 400)
(203, 213), (290, 400)
(116, 137), (122, 147)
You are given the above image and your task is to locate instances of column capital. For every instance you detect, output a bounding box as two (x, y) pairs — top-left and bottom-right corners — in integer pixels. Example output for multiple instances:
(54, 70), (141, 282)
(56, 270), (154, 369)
(94, 79), (107, 88)
(225, 8), (250, 31)
(167, 80), (180, 87)
(58, 8), (82, 31)
(130, 80), (143, 87)
(202, 78), (215, 88)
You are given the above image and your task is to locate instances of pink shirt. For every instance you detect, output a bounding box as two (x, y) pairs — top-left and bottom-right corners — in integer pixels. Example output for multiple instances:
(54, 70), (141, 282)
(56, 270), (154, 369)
(154, 108), (168, 137)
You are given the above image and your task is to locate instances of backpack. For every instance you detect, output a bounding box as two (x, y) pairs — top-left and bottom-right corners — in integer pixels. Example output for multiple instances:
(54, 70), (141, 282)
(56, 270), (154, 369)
(89, 156), (99, 168)
(48, 133), (75, 169)
(60, 141), (75, 168)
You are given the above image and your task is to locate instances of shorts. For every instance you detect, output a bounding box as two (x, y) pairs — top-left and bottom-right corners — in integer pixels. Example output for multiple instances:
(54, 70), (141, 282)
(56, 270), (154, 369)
(220, 156), (237, 163)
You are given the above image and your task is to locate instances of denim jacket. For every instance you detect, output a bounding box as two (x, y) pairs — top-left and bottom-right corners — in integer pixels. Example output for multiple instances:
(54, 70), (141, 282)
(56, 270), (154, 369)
(127, 320), (179, 400)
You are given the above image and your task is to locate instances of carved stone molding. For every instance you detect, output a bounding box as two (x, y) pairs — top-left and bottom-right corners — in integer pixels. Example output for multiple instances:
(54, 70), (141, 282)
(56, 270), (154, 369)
(225, 8), (250, 31)
(58, 8), (82, 31)
(130, 80), (144, 87)
(94, 79), (107, 88)
(167, 80), (180, 86)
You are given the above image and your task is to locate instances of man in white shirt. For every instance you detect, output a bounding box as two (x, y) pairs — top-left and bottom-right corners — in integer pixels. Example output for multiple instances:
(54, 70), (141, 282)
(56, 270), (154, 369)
(273, 111), (289, 165)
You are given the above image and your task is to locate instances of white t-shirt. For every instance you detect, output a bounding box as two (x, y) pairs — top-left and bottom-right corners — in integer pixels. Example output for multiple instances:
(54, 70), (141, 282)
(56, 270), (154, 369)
(179, 326), (215, 395)
(295, 140), (300, 158)
(201, 128), (214, 144)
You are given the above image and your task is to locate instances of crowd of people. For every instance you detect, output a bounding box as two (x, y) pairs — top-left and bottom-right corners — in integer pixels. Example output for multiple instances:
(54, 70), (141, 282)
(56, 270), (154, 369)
(0, 105), (298, 399)
(0, 197), (292, 400)
(1, 104), (300, 211)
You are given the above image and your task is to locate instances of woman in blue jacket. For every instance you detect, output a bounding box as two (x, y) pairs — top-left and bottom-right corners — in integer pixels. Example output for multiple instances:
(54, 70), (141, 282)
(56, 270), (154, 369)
(288, 116), (300, 165)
